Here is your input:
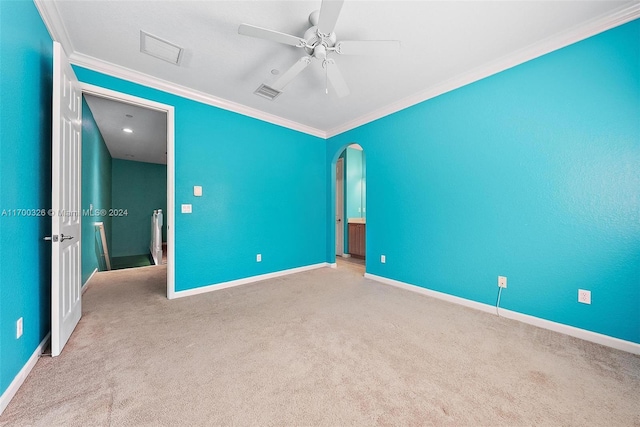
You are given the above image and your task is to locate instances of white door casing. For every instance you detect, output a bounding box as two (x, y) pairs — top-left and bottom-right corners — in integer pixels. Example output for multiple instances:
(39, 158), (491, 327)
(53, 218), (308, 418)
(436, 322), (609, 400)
(51, 41), (82, 357)
(80, 82), (176, 298)
(336, 158), (344, 256)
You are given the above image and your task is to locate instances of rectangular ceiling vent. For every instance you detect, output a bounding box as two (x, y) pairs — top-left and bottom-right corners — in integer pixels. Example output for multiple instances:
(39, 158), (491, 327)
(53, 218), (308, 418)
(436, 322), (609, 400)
(140, 31), (183, 65)
(254, 84), (281, 101)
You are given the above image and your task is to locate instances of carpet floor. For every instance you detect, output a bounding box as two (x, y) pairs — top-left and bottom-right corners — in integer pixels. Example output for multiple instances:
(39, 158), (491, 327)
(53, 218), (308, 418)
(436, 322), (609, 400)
(1, 263), (639, 426)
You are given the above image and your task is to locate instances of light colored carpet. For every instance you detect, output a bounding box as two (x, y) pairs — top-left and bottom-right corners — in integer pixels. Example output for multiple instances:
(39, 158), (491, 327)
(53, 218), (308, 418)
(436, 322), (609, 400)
(1, 262), (639, 426)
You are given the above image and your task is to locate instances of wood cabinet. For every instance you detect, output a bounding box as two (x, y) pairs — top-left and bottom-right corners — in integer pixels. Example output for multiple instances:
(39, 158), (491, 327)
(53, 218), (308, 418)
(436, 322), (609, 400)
(348, 223), (366, 259)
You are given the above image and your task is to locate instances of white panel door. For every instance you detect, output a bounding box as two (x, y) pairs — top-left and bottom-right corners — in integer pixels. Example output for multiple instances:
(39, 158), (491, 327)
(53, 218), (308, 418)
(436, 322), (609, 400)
(51, 41), (82, 357)
(336, 158), (344, 256)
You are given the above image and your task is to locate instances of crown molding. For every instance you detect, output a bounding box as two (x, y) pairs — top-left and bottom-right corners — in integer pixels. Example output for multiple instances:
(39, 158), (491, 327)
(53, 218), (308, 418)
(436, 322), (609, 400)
(69, 52), (327, 138)
(325, 2), (640, 138)
(34, 0), (325, 138)
(33, 0), (74, 57)
(35, 0), (639, 140)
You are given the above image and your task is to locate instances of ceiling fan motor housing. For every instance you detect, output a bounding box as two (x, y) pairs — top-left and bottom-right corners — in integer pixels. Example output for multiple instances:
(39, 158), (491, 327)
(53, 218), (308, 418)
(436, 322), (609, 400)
(304, 27), (337, 54)
(304, 10), (337, 57)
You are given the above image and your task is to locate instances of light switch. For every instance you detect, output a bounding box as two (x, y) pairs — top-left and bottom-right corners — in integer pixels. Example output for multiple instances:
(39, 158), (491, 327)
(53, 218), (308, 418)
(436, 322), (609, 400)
(181, 204), (192, 214)
(194, 186), (202, 197)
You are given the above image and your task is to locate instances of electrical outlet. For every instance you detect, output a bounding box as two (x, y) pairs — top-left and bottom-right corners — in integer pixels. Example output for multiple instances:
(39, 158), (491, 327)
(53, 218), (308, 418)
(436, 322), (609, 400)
(578, 289), (591, 304)
(381, 255), (386, 264)
(16, 317), (23, 339)
(256, 254), (262, 262)
(498, 276), (507, 288)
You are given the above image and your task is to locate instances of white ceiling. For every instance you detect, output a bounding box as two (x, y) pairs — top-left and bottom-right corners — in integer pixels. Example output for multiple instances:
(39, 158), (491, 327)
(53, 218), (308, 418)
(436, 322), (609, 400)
(84, 94), (167, 164)
(38, 1), (639, 138)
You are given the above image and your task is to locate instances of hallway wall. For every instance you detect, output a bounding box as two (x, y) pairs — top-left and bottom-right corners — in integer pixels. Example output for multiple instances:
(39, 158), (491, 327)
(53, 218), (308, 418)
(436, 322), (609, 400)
(81, 99), (112, 284)
(111, 159), (167, 257)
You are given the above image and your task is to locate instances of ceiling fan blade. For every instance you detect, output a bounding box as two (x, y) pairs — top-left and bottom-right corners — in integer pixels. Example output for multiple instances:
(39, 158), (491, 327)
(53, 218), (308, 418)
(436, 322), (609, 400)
(335, 40), (401, 56)
(325, 60), (350, 98)
(317, 0), (344, 35)
(238, 23), (306, 47)
(271, 56), (313, 91)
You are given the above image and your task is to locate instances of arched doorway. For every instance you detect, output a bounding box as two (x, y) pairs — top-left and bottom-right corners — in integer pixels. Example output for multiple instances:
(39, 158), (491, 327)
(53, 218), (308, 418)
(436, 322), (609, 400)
(333, 143), (366, 272)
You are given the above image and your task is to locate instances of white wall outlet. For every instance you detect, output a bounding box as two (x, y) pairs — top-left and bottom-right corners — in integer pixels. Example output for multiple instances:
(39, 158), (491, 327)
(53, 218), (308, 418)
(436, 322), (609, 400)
(498, 276), (507, 288)
(181, 204), (192, 214)
(578, 289), (591, 304)
(16, 317), (23, 339)
(193, 186), (202, 197)
(256, 254), (262, 262)
(381, 255), (386, 264)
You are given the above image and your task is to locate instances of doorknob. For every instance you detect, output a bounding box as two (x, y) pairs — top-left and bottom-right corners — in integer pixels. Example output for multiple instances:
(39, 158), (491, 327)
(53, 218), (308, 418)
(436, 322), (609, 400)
(43, 234), (74, 242)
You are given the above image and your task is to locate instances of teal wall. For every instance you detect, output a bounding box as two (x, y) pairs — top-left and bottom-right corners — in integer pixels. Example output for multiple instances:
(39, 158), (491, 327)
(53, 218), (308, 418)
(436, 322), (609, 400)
(0, 0), (53, 395)
(327, 20), (640, 344)
(345, 147), (365, 219)
(111, 159), (166, 257)
(81, 99), (112, 284)
(72, 67), (327, 292)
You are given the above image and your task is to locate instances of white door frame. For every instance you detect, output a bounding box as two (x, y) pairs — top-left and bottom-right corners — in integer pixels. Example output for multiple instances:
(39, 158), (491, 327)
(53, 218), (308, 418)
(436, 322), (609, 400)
(80, 83), (176, 298)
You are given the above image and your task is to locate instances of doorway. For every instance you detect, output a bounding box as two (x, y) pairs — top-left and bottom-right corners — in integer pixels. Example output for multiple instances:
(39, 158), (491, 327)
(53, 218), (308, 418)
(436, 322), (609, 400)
(80, 83), (175, 298)
(334, 144), (366, 272)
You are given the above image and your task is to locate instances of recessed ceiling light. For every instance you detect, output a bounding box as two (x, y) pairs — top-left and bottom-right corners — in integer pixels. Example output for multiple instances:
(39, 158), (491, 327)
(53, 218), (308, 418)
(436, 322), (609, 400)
(271, 69), (279, 75)
(125, 114), (133, 118)
(123, 128), (134, 133)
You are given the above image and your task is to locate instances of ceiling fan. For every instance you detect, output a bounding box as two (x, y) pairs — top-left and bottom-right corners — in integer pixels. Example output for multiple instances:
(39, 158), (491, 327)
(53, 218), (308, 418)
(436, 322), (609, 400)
(238, 0), (401, 99)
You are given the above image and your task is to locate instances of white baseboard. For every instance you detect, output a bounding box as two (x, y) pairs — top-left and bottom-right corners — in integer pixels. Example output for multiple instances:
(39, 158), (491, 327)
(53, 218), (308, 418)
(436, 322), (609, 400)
(364, 273), (640, 355)
(497, 307), (640, 355)
(172, 262), (332, 299)
(365, 273), (497, 315)
(340, 254), (351, 258)
(81, 268), (98, 294)
(328, 263), (337, 269)
(0, 333), (50, 416)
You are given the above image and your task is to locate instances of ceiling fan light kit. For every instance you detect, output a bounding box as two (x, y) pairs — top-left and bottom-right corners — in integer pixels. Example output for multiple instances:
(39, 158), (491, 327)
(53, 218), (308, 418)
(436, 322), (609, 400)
(238, 0), (401, 100)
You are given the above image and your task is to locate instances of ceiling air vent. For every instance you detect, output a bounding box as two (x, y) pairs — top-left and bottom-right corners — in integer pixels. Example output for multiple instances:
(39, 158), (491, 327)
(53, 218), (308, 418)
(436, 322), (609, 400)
(140, 31), (183, 65)
(254, 84), (281, 101)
